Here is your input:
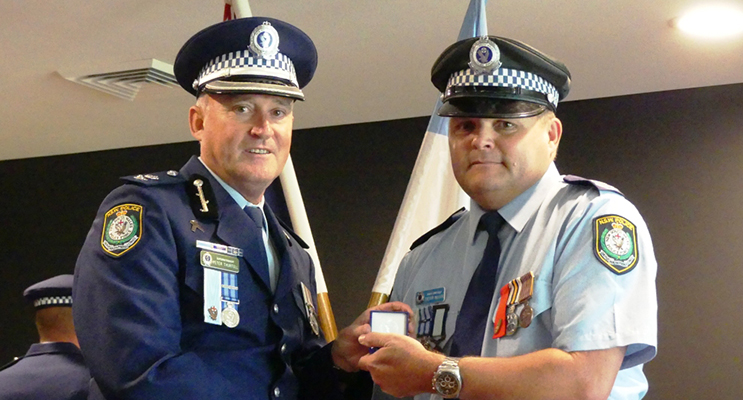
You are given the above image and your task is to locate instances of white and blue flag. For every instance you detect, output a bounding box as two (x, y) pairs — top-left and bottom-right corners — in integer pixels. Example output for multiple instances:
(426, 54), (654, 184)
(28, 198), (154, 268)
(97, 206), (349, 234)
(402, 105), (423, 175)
(371, 0), (488, 299)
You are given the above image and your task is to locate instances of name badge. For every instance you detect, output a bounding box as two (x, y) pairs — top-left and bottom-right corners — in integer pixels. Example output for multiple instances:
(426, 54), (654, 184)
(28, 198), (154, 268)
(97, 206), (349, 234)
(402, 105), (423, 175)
(200, 250), (239, 273)
(415, 287), (446, 305)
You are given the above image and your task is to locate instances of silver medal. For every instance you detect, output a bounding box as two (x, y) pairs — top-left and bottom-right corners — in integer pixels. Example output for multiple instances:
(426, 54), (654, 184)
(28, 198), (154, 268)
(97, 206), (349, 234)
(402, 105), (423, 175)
(506, 304), (519, 336)
(222, 306), (240, 328)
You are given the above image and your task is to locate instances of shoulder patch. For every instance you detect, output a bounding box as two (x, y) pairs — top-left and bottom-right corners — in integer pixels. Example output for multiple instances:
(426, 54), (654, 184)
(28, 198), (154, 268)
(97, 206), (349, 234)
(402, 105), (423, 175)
(121, 170), (186, 186)
(410, 207), (466, 250)
(277, 218), (309, 249)
(563, 175), (623, 196)
(593, 215), (638, 274)
(101, 203), (143, 257)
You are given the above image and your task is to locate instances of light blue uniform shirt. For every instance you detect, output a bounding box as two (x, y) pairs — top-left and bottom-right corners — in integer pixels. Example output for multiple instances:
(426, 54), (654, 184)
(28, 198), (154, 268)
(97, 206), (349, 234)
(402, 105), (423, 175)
(381, 163), (658, 400)
(198, 157), (280, 292)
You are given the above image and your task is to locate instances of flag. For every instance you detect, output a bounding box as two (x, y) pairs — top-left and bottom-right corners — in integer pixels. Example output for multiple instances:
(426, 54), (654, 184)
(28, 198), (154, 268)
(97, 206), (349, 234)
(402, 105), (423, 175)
(225, 0), (338, 340)
(369, 0), (488, 306)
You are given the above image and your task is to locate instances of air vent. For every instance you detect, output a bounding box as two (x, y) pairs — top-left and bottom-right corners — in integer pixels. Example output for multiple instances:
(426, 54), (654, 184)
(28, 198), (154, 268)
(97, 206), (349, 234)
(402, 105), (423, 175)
(58, 59), (179, 101)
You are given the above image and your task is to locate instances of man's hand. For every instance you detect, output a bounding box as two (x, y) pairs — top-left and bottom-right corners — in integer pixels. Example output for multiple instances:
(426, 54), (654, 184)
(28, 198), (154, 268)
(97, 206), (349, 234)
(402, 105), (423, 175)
(357, 332), (443, 398)
(331, 301), (414, 372)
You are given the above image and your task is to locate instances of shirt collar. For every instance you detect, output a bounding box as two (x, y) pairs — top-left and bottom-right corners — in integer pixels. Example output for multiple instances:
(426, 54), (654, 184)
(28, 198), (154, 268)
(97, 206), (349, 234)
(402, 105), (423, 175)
(467, 162), (562, 241)
(197, 157), (265, 210)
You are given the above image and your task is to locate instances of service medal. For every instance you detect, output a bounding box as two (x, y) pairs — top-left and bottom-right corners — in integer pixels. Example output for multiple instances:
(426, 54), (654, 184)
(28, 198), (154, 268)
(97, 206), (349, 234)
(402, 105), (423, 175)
(519, 302), (534, 329)
(506, 305), (519, 336)
(307, 304), (320, 336)
(222, 306), (240, 328)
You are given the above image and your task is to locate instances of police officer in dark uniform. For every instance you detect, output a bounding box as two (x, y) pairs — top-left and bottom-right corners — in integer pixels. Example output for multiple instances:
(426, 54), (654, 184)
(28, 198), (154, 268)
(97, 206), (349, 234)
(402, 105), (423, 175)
(0, 275), (90, 400)
(73, 17), (410, 400)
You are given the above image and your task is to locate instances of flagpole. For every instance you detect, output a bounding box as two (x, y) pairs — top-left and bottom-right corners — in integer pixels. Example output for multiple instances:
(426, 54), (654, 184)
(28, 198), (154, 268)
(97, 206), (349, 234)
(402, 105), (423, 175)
(368, 0), (486, 308)
(227, 0), (338, 340)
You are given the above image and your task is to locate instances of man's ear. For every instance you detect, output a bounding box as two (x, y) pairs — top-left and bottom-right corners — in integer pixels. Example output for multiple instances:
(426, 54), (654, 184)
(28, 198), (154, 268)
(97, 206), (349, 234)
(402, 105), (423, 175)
(189, 104), (205, 141)
(547, 116), (563, 157)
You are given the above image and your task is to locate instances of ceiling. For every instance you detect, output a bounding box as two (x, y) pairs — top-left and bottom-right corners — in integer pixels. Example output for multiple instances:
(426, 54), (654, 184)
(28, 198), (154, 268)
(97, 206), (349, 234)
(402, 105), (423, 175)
(2, 0), (743, 161)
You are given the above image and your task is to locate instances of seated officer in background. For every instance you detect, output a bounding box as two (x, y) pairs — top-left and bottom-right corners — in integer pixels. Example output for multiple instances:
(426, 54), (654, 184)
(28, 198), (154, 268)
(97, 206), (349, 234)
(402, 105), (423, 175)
(73, 17), (410, 400)
(0, 275), (90, 400)
(359, 36), (658, 399)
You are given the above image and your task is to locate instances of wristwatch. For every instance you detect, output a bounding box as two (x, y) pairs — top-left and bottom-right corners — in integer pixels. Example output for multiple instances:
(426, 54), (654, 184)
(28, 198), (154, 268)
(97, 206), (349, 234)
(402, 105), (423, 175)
(432, 357), (462, 398)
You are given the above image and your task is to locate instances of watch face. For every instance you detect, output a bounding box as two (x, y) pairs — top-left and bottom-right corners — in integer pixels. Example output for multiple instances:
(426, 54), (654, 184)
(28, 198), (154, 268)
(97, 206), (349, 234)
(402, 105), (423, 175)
(436, 371), (460, 396)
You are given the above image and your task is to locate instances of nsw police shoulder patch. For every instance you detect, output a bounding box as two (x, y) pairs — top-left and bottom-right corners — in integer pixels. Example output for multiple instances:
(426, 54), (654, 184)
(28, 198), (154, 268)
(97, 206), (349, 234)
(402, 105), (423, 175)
(101, 203), (143, 257)
(593, 215), (638, 274)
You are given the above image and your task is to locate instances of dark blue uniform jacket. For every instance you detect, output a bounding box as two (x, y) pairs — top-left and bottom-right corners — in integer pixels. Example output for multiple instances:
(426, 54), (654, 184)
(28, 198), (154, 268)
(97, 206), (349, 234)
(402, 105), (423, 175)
(73, 157), (337, 400)
(0, 342), (90, 400)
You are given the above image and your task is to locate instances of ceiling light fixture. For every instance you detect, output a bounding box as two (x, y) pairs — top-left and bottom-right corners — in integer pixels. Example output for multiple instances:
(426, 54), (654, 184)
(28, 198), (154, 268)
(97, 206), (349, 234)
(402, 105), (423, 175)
(673, 4), (743, 38)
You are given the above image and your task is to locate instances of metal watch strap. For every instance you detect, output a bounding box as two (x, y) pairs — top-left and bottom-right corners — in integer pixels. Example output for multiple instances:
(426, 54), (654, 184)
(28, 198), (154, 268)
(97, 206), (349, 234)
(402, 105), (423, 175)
(432, 356), (462, 398)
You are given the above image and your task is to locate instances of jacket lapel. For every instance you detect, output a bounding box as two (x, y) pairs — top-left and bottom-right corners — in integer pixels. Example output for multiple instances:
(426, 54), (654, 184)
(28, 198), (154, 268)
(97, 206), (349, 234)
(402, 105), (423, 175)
(181, 157), (272, 291)
(264, 204), (295, 300)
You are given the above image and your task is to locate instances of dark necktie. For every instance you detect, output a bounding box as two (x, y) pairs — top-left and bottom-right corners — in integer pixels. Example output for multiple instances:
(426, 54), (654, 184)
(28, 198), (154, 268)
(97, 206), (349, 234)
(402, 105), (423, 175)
(244, 206), (268, 267)
(449, 211), (505, 357)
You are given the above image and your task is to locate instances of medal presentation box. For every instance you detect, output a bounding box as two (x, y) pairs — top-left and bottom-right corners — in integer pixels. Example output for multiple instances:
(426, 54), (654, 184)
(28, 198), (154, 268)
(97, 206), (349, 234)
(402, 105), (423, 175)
(369, 310), (409, 353)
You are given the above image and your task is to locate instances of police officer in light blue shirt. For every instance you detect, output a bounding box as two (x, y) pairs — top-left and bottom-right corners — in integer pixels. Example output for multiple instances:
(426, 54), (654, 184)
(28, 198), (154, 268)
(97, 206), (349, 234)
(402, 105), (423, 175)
(358, 35), (657, 399)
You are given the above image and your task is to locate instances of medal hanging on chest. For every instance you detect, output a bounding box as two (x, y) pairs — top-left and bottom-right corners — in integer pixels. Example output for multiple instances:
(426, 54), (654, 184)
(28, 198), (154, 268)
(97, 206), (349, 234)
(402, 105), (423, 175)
(493, 272), (535, 338)
(197, 241), (243, 328)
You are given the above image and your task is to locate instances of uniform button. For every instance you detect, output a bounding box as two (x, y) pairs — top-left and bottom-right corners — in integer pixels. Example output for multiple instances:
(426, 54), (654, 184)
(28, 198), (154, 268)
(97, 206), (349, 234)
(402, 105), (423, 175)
(274, 387), (281, 397)
(280, 343), (287, 353)
(273, 304), (279, 314)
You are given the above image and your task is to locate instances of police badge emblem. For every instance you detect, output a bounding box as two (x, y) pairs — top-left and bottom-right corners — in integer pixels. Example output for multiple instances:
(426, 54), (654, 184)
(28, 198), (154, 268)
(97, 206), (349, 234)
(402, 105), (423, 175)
(101, 204), (143, 257)
(469, 36), (502, 74)
(250, 22), (280, 59)
(594, 215), (639, 274)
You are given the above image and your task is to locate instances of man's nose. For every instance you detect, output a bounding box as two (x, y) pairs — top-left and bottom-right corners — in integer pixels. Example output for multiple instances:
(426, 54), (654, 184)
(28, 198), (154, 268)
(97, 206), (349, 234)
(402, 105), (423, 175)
(471, 125), (495, 150)
(249, 113), (271, 136)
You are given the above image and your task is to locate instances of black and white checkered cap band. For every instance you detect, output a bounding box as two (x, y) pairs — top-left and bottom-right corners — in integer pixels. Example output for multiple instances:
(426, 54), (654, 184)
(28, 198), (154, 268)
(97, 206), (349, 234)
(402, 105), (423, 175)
(33, 296), (73, 308)
(195, 50), (298, 89)
(447, 68), (560, 108)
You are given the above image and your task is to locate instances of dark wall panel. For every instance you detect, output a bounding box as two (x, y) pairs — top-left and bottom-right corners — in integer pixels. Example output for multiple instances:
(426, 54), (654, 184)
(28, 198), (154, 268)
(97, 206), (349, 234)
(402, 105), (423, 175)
(557, 83), (743, 399)
(2, 83), (743, 398)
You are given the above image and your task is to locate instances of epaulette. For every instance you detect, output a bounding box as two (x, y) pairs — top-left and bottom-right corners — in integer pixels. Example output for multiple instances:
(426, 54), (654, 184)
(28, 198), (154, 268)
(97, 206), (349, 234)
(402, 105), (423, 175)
(0, 356), (22, 371)
(277, 218), (310, 249)
(121, 170), (187, 186)
(563, 175), (623, 196)
(410, 207), (466, 250)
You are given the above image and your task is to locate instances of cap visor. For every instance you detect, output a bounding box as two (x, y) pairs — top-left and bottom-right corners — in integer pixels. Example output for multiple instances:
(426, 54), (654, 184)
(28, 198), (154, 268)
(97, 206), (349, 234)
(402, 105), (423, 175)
(202, 81), (305, 101)
(437, 98), (546, 118)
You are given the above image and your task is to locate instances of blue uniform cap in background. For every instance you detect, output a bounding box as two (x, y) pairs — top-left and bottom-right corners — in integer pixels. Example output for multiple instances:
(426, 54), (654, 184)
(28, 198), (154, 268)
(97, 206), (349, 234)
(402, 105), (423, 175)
(23, 274), (74, 309)
(174, 17), (318, 100)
